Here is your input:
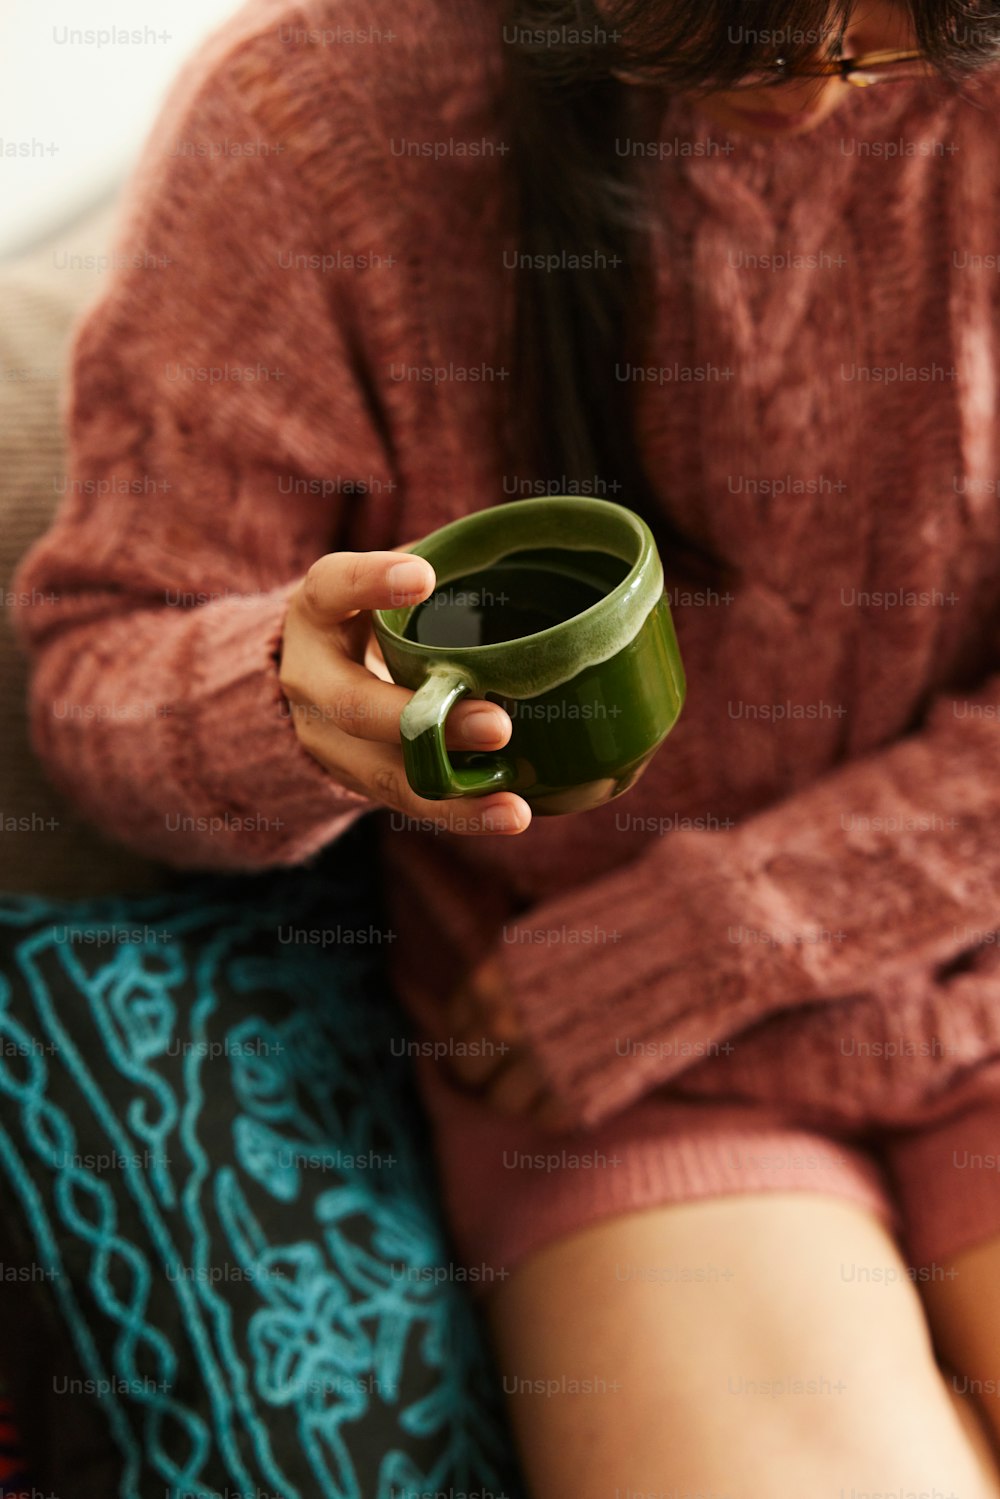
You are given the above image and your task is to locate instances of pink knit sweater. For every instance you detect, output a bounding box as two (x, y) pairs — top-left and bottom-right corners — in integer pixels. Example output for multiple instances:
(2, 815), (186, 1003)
(13, 0), (1000, 1131)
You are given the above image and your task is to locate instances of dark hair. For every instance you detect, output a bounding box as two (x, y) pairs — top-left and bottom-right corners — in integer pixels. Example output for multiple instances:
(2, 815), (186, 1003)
(500, 0), (1000, 583)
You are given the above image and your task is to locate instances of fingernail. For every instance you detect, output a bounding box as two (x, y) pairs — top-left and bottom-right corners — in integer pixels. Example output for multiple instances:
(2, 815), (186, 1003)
(387, 559), (432, 597)
(479, 800), (528, 834)
(459, 710), (507, 746)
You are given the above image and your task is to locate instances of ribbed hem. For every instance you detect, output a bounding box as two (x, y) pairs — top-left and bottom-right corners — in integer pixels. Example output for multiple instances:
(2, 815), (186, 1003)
(417, 1068), (896, 1297)
(883, 1085), (1000, 1269)
(481, 1130), (894, 1298)
(495, 829), (815, 1127)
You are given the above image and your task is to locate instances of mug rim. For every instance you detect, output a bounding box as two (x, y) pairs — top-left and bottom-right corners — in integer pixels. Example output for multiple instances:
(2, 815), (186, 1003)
(373, 495), (657, 649)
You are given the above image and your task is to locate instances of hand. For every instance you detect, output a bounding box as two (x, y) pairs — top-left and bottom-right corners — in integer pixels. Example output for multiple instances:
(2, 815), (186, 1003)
(445, 952), (580, 1132)
(279, 550), (532, 836)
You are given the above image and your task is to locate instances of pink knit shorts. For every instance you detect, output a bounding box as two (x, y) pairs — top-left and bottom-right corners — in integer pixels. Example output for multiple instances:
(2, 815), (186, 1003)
(414, 1054), (1000, 1300)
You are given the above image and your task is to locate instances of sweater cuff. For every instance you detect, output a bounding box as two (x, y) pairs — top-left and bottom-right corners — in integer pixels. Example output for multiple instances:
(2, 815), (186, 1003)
(186, 579), (373, 867)
(493, 828), (819, 1126)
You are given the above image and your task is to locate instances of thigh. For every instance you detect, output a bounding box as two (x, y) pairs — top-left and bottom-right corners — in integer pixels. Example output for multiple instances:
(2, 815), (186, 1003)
(922, 1231), (1000, 1458)
(485, 1192), (1000, 1499)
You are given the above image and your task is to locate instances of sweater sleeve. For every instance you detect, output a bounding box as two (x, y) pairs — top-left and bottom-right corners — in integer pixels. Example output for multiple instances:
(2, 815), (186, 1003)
(495, 654), (1000, 1126)
(9, 44), (395, 871)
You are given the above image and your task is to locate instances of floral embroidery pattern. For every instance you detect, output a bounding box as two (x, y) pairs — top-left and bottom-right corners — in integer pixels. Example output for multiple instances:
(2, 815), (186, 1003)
(0, 827), (521, 1499)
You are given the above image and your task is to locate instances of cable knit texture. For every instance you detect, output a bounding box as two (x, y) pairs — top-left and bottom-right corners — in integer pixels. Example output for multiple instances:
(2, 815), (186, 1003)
(11, 0), (1000, 1137)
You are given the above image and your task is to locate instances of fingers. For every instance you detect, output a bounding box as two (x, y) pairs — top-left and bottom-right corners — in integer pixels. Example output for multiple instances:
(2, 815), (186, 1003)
(446, 971), (580, 1128)
(320, 734), (532, 835)
(530, 1092), (582, 1134)
(294, 554), (514, 751)
(448, 956), (521, 1042)
(489, 1057), (547, 1116)
(301, 550), (436, 624)
(448, 1040), (516, 1090)
(310, 650), (513, 752)
(448, 1036), (580, 1130)
(283, 549), (532, 835)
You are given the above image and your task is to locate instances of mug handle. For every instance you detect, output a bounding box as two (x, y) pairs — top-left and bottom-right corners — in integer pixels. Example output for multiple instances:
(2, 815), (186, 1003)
(399, 666), (518, 800)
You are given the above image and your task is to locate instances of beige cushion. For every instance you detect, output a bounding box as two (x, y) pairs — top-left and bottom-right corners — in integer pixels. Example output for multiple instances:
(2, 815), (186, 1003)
(1, 202), (175, 898)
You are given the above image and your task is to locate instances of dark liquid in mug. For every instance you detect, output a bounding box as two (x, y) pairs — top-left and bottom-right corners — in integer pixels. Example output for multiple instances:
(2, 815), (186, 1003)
(403, 548), (631, 649)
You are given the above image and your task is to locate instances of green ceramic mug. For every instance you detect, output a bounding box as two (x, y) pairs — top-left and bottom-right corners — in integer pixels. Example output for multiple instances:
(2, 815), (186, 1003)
(371, 496), (686, 815)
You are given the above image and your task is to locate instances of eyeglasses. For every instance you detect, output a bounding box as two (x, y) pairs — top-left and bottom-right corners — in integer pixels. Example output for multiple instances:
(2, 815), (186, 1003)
(611, 47), (937, 92)
(726, 49), (934, 90)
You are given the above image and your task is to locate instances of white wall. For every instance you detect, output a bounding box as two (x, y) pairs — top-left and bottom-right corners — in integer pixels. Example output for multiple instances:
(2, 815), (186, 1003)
(0, 0), (241, 260)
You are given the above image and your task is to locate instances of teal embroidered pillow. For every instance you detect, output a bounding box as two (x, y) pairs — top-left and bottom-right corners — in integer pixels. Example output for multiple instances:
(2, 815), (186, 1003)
(0, 819), (522, 1499)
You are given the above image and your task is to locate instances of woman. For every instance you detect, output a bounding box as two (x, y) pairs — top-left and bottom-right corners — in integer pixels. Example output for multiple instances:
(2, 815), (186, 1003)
(12, 0), (1000, 1490)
